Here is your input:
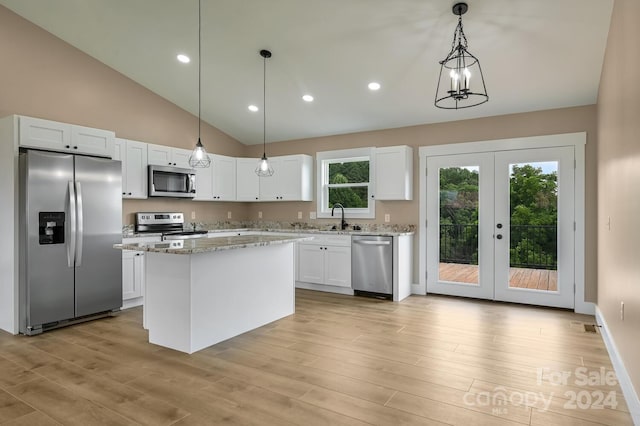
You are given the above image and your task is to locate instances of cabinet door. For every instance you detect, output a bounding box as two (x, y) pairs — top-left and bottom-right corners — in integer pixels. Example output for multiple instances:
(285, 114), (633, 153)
(236, 158), (260, 201)
(113, 139), (127, 197)
(279, 155), (309, 201)
(193, 154), (214, 201)
(71, 125), (115, 158)
(324, 245), (352, 287)
(374, 146), (413, 200)
(172, 148), (192, 169)
(258, 157), (281, 201)
(19, 116), (71, 151)
(212, 154), (236, 200)
(124, 140), (148, 199)
(148, 144), (173, 166)
(122, 251), (144, 300)
(298, 244), (325, 284)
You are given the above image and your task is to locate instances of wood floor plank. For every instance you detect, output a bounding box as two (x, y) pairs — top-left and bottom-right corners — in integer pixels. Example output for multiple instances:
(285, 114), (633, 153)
(0, 289), (632, 426)
(6, 377), (135, 426)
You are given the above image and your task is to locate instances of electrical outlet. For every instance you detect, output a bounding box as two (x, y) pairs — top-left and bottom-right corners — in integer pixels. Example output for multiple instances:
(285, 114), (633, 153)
(191, 211), (196, 220)
(258, 211), (263, 219)
(298, 211), (303, 220)
(621, 301), (625, 321)
(227, 211), (232, 219)
(310, 212), (317, 220)
(384, 213), (390, 223)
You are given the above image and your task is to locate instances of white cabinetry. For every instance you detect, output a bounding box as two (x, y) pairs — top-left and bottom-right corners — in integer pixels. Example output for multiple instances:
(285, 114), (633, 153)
(122, 250), (145, 302)
(297, 234), (351, 291)
(212, 154), (237, 200)
(236, 158), (261, 201)
(147, 144), (192, 169)
(259, 154), (313, 201)
(19, 116), (114, 158)
(373, 145), (413, 200)
(236, 154), (313, 202)
(114, 138), (148, 199)
(193, 154), (236, 201)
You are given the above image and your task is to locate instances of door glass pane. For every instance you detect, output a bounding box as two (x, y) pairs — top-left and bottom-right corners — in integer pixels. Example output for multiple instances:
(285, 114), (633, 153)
(439, 166), (479, 285)
(508, 162), (558, 291)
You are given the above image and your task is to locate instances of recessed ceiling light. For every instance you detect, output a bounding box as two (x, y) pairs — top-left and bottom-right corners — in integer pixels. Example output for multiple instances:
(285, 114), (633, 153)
(302, 94), (314, 102)
(176, 54), (190, 64)
(368, 82), (381, 91)
(248, 105), (259, 112)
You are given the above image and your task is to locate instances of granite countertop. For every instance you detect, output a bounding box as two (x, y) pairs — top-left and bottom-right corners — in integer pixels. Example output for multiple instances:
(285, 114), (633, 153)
(122, 222), (415, 238)
(115, 234), (313, 254)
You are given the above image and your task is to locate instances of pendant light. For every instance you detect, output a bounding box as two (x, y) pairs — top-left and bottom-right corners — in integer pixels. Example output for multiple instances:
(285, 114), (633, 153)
(188, 0), (211, 168)
(255, 49), (274, 177)
(434, 2), (488, 109)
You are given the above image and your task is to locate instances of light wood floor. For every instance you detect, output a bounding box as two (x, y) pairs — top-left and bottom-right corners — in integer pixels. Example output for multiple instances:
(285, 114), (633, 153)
(0, 289), (632, 425)
(440, 263), (558, 291)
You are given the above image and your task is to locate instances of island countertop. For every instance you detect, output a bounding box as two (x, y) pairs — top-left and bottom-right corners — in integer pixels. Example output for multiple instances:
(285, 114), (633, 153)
(115, 234), (313, 254)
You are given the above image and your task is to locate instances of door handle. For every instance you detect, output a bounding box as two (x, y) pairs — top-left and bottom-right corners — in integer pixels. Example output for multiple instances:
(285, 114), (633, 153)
(75, 182), (84, 266)
(353, 240), (391, 245)
(67, 181), (76, 268)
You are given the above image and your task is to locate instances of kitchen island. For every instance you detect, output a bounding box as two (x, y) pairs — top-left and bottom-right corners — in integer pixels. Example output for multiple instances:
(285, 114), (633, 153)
(117, 234), (311, 354)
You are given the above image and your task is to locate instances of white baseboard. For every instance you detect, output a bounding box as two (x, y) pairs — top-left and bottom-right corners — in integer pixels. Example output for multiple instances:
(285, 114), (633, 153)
(295, 281), (354, 296)
(121, 297), (143, 310)
(575, 301), (596, 315)
(595, 306), (640, 425)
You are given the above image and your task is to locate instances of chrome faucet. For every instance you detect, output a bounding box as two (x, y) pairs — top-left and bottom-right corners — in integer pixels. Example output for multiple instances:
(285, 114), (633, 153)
(331, 203), (348, 230)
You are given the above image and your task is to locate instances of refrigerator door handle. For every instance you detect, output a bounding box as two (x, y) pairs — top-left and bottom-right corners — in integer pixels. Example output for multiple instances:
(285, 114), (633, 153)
(67, 181), (77, 268)
(75, 181), (84, 266)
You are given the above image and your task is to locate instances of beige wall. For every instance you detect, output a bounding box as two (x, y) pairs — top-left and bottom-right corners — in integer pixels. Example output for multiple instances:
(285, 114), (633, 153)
(1, 5), (599, 302)
(0, 6), (249, 225)
(246, 106), (599, 301)
(597, 0), (640, 398)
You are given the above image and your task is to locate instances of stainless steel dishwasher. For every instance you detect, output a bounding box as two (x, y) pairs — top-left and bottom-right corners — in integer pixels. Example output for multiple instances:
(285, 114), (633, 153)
(352, 235), (393, 298)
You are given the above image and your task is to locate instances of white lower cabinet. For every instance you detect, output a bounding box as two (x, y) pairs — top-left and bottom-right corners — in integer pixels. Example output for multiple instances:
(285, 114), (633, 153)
(122, 250), (145, 307)
(297, 234), (351, 290)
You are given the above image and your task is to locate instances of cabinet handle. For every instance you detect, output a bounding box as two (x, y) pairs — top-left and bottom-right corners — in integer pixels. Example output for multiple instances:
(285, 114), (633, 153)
(371, 195), (375, 199)
(73, 146), (78, 149)
(122, 192), (126, 195)
(128, 192), (132, 195)
(65, 145), (70, 149)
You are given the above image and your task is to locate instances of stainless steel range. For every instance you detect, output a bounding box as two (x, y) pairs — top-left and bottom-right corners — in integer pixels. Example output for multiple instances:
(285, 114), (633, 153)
(135, 212), (208, 240)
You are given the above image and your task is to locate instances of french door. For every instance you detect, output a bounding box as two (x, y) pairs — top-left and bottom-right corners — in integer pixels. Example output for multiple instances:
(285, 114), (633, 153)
(426, 147), (575, 308)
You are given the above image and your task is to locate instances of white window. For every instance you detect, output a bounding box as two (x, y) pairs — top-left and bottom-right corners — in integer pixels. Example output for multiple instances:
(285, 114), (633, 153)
(317, 148), (375, 219)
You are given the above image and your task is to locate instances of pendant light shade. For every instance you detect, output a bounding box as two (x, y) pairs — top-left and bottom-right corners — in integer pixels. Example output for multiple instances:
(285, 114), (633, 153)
(255, 49), (274, 177)
(435, 2), (488, 110)
(189, 0), (211, 168)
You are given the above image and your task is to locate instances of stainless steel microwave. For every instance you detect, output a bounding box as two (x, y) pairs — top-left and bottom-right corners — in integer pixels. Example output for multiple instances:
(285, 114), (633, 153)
(148, 165), (196, 198)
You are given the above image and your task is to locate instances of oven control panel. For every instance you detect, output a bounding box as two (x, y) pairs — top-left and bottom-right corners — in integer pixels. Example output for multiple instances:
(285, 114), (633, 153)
(136, 212), (184, 226)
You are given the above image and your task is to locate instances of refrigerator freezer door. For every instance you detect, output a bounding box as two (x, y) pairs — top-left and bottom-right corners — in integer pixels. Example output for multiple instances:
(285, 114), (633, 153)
(21, 150), (75, 330)
(74, 156), (123, 316)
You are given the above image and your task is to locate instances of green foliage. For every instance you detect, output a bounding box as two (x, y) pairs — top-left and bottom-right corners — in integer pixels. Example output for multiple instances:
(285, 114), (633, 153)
(439, 164), (558, 269)
(328, 161), (369, 208)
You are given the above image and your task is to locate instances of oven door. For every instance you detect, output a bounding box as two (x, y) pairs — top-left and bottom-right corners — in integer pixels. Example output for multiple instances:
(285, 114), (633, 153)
(148, 165), (196, 198)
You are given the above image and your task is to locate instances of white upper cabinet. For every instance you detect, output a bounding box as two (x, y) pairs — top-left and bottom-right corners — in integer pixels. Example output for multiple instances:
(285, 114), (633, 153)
(19, 116), (114, 158)
(259, 154), (313, 201)
(114, 138), (148, 199)
(193, 154), (237, 201)
(236, 158), (261, 201)
(373, 145), (413, 201)
(193, 154), (214, 201)
(147, 144), (193, 169)
(212, 154), (236, 201)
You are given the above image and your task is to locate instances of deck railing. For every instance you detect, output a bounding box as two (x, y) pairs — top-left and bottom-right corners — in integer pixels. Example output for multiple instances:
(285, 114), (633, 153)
(439, 224), (557, 270)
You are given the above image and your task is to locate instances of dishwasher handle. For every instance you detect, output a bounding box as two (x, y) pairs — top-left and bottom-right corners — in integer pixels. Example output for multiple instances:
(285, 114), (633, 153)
(353, 240), (391, 246)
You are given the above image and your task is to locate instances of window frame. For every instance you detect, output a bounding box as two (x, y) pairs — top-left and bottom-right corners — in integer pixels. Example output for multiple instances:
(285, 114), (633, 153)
(316, 147), (375, 219)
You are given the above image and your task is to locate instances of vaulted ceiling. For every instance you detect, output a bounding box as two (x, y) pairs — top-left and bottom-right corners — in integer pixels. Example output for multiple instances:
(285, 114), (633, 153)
(0, 0), (613, 144)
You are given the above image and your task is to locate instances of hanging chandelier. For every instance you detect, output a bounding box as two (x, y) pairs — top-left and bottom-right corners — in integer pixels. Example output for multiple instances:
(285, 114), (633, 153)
(255, 49), (274, 177)
(188, 0), (211, 168)
(434, 2), (488, 109)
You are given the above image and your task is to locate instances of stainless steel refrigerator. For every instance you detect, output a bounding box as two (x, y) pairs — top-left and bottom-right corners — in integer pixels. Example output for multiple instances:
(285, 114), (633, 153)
(19, 149), (122, 335)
